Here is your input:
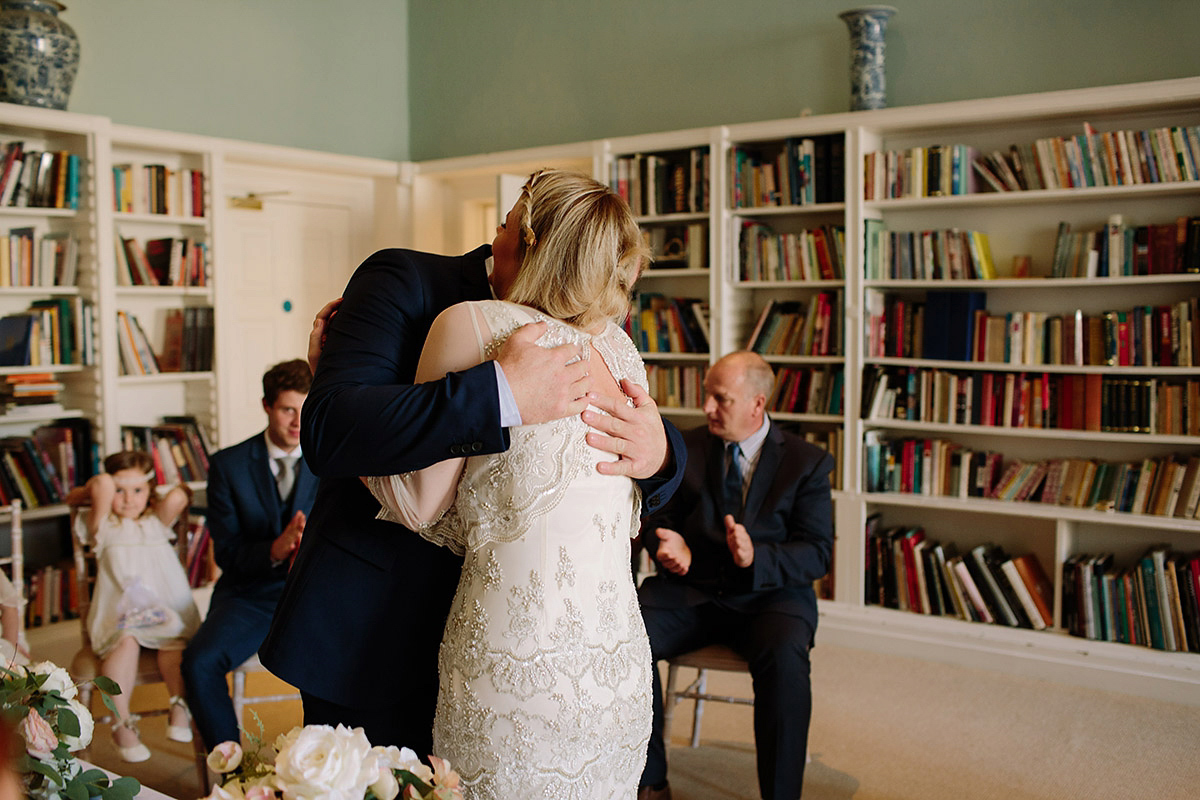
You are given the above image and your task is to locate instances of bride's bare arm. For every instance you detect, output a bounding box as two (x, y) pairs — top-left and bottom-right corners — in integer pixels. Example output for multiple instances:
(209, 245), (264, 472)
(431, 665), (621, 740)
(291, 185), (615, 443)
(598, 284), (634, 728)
(364, 303), (487, 527)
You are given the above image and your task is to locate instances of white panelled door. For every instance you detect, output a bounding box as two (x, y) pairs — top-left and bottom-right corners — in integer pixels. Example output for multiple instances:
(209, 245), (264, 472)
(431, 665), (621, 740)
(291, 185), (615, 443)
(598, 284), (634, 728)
(222, 200), (353, 445)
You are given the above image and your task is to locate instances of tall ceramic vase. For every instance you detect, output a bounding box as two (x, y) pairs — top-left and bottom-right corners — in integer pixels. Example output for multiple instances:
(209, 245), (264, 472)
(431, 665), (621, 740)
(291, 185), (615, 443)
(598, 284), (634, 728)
(839, 6), (896, 112)
(0, 0), (79, 110)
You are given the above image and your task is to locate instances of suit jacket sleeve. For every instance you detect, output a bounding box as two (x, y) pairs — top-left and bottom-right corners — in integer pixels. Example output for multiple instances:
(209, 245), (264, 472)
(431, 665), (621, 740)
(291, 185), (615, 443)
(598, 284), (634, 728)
(206, 450), (279, 581)
(744, 448), (835, 593)
(301, 249), (508, 478)
(636, 418), (686, 517)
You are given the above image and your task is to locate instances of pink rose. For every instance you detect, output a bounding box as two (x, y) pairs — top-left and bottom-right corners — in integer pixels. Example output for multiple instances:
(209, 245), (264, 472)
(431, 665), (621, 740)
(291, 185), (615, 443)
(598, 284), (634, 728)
(18, 709), (58, 760)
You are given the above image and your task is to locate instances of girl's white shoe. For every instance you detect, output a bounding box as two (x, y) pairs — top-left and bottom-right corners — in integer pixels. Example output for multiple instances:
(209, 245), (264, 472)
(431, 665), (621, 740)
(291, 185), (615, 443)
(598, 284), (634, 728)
(166, 695), (193, 743)
(113, 715), (151, 763)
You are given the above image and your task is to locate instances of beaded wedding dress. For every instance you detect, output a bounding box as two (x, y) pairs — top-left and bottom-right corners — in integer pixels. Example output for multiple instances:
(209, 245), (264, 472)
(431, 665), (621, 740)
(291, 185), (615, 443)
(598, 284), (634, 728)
(368, 300), (652, 799)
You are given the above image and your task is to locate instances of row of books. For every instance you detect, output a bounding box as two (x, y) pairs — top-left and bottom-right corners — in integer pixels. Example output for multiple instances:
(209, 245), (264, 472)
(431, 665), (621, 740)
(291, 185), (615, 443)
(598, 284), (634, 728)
(863, 143), (980, 200)
(645, 364), (706, 410)
(863, 433), (1200, 519)
(1051, 215), (1200, 278)
(112, 163), (206, 217)
(0, 297), (96, 368)
(643, 223), (707, 271)
(117, 235), (210, 287)
(625, 294), (709, 354)
(865, 522), (1055, 630)
(22, 562), (79, 628)
(1064, 546), (1200, 653)
(737, 222), (845, 281)
(862, 222), (997, 281)
(866, 291), (1200, 368)
(865, 122), (1200, 200)
(0, 228), (78, 288)
(0, 424), (87, 509)
(730, 134), (846, 208)
(610, 147), (710, 217)
(0, 373), (64, 420)
(746, 294), (843, 357)
(0, 142), (81, 210)
(974, 123), (1200, 193)
(767, 366), (844, 417)
(115, 306), (214, 376)
(119, 415), (214, 485)
(862, 366), (1200, 436)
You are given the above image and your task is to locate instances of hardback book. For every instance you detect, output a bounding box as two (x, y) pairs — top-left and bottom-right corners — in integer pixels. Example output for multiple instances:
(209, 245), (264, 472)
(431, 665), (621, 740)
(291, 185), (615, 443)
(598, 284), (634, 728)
(1010, 553), (1055, 629)
(967, 544), (1021, 627)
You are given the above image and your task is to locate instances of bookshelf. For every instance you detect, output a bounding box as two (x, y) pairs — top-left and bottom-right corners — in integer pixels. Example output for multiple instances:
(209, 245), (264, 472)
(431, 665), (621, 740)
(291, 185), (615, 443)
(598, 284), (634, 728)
(391, 77), (1200, 703)
(602, 130), (716, 425)
(836, 78), (1200, 701)
(98, 125), (219, 486)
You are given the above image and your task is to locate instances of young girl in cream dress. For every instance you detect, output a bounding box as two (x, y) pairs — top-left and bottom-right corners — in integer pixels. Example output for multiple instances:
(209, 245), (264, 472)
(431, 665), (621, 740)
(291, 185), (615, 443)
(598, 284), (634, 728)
(70, 450), (200, 762)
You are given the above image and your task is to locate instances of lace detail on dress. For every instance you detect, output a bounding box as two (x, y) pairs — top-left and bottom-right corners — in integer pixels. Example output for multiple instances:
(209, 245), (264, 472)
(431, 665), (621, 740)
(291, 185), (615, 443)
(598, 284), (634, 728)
(418, 301), (646, 556)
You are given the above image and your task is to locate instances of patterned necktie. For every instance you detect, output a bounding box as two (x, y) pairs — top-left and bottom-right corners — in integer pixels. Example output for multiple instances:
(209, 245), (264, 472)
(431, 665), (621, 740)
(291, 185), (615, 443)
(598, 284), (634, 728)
(723, 442), (743, 518)
(276, 456), (297, 500)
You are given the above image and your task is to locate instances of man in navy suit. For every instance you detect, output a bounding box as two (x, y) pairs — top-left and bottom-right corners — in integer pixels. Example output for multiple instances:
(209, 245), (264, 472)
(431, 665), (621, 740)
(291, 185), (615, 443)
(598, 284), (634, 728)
(182, 359), (318, 750)
(261, 236), (685, 758)
(637, 351), (834, 800)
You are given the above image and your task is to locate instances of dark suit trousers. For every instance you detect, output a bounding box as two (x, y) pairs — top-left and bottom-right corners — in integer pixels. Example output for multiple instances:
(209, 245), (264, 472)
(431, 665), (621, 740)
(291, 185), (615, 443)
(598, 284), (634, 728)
(640, 602), (815, 800)
(182, 580), (281, 749)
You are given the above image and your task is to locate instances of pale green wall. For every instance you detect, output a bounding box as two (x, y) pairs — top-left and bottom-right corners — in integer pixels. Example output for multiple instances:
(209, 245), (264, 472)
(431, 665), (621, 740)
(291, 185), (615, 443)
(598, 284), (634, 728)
(45, 1), (1200, 163)
(408, 0), (1200, 160)
(63, 0), (408, 160)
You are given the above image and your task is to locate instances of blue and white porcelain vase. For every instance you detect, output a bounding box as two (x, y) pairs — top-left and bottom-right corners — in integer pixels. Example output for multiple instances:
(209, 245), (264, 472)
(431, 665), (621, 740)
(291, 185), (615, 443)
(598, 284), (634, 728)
(0, 0), (79, 110)
(839, 6), (896, 112)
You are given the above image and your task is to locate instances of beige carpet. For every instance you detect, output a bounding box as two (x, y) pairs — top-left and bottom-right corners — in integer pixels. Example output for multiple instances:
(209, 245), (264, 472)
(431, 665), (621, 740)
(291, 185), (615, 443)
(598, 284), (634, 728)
(27, 621), (1200, 800)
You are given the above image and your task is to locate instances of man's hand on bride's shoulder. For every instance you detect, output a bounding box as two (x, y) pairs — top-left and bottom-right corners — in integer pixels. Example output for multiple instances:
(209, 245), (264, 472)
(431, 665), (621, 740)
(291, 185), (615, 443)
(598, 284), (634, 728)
(497, 321), (592, 425)
(583, 379), (669, 480)
(307, 297), (343, 375)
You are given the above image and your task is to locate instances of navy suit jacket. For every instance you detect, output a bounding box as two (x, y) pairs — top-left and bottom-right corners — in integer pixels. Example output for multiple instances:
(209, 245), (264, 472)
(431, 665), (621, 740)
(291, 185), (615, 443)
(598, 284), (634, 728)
(639, 420), (834, 634)
(205, 431), (317, 596)
(261, 245), (685, 708)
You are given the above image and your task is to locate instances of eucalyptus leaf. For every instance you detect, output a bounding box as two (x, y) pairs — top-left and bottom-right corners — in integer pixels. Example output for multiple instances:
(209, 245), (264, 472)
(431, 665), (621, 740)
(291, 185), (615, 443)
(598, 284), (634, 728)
(103, 775), (140, 800)
(63, 779), (89, 800)
(92, 675), (121, 695)
(58, 706), (81, 736)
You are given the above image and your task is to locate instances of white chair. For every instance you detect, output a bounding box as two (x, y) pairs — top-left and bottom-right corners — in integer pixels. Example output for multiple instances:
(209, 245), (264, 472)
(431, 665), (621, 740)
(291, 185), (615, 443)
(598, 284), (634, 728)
(1, 499), (24, 659)
(230, 652), (296, 731)
(662, 643), (753, 748)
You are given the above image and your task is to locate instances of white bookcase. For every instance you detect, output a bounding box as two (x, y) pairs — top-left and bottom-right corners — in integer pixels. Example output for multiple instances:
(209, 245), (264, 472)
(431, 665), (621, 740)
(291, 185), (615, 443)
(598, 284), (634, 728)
(98, 124), (221, 472)
(403, 76), (1200, 703)
(0, 103), (105, 523)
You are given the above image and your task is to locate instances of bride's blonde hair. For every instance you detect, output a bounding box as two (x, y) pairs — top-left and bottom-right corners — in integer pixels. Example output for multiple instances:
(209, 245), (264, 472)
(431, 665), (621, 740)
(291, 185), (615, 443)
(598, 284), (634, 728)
(504, 169), (650, 331)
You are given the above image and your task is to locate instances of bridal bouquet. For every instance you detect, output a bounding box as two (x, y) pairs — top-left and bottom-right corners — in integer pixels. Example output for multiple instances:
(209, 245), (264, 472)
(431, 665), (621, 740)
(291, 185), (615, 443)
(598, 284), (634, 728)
(204, 723), (463, 800)
(1, 659), (139, 800)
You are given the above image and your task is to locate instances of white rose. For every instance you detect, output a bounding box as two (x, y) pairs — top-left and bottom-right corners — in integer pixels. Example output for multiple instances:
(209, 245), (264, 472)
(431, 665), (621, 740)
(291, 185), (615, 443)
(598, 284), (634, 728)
(273, 724), (376, 800)
(28, 661), (77, 700)
(368, 765), (398, 800)
(206, 780), (247, 800)
(207, 741), (245, 773)
(371, 746), (433, 783)
(59, 698), (94, 751)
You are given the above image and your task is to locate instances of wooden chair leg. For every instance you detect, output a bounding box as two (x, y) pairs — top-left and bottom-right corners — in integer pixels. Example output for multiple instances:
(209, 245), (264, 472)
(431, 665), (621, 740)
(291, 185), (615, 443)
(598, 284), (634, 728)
(690, 668), (707, 748)
(661, 661), (680, 756)
(231, 668), (246, 734)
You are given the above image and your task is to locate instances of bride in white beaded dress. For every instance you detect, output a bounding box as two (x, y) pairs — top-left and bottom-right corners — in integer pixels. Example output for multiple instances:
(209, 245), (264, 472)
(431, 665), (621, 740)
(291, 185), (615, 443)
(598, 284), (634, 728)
(365, 169), (655, 799)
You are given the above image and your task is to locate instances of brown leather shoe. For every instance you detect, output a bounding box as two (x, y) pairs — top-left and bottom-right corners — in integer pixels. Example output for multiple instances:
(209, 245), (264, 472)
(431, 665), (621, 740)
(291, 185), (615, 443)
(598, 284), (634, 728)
(637, 784), (672, 800)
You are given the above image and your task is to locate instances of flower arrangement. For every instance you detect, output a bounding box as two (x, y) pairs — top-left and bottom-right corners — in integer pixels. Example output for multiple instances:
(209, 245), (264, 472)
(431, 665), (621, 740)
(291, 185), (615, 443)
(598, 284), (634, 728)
(0, 659), (139, 800)
(204, 723), (463, 800)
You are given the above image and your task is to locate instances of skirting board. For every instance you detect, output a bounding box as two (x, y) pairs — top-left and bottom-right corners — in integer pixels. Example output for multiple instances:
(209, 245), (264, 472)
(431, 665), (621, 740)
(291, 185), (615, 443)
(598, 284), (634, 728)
(817, 604), (1200, 706)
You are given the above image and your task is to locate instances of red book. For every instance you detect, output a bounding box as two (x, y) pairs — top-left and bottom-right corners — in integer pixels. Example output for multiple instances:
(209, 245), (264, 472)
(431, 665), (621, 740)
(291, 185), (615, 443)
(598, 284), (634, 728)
(981, 372), (995, 426)
(1084, 373), (1103, 431)
(900, 528), (927, 614)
